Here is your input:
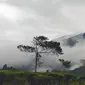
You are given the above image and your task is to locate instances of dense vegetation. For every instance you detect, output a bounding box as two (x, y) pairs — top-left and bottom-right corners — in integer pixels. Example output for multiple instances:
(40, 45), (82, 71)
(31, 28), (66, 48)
(0, 70), (84, 85)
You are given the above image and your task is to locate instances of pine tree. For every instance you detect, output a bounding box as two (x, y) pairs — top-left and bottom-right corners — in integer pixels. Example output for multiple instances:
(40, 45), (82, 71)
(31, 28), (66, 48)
(17, 36), (63, 72)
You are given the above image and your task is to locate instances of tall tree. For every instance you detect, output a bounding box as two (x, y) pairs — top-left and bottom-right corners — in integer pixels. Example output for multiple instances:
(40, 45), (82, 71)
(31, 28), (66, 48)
(17, 36), (63, 72)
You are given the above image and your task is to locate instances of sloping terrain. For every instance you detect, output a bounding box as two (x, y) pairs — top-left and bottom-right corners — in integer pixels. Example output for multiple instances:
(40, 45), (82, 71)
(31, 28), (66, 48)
(51, 33), (85, 71)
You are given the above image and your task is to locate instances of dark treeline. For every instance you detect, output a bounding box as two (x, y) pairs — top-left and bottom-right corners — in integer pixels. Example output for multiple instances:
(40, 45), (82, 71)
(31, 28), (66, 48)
(0, 64), (16, 70)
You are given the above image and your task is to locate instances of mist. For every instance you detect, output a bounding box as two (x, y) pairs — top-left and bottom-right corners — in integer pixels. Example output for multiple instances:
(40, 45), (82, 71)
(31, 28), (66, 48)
(0, 0), (84, 71)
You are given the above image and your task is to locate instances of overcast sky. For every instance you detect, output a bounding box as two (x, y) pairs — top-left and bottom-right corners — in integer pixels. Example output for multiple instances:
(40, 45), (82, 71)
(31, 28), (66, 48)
(0, 0), (85, 67)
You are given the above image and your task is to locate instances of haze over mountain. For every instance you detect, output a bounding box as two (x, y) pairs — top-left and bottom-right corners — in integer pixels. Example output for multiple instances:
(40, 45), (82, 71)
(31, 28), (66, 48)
(0, 0), (85, 71)
(0, 32), (84, 71)
(20, 32), (85, 71)
(52, 32), (85, 70)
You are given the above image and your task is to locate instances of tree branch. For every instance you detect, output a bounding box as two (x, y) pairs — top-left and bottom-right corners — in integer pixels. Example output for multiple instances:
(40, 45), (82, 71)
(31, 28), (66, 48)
(39, 50), (52, 53)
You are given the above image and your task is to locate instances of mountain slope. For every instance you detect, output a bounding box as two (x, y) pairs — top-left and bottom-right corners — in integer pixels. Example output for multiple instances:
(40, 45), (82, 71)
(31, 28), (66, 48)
(51, 33), (85, 71)
(70, 66), (85, 76)
(15, 32), (85, 72)
(53, 32), (85, 47)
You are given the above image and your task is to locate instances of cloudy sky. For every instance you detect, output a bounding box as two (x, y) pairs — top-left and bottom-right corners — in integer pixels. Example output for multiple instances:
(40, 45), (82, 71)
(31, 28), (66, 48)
(0, 0), (85, 67)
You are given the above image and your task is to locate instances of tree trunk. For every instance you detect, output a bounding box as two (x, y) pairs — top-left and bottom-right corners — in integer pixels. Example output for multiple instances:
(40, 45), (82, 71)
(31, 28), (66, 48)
(35, 52), (38, 72)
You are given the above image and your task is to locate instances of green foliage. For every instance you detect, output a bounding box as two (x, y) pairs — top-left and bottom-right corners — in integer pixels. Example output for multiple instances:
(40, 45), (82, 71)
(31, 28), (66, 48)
(0, 70), (85, 85)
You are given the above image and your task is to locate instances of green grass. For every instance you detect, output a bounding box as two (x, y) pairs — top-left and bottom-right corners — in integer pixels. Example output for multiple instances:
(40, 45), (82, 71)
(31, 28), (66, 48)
(0, 70), (84, 85)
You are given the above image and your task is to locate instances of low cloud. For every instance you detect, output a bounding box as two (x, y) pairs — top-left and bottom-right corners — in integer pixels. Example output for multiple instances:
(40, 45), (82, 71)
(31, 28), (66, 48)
(0, 0), (84, 71)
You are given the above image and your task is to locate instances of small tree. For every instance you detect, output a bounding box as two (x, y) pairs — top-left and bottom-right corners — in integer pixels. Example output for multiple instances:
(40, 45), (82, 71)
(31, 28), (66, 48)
(17, 36), (63, 72)
(59, 59), (71, 71)
(2, 64), (8, 70)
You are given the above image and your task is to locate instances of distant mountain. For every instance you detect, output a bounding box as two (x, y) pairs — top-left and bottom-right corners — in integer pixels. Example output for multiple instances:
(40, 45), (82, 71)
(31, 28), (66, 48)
(70, 66), (85, 76)
(11, 32), (85, 72)
(51, 32), (85, 71)
(53, 32), (85, 47)
(52, 66), (85, 76)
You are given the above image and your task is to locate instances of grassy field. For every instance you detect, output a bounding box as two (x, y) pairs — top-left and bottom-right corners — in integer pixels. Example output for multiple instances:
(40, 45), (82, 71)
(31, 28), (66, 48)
(0, 70), (84, 85)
